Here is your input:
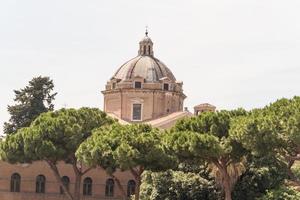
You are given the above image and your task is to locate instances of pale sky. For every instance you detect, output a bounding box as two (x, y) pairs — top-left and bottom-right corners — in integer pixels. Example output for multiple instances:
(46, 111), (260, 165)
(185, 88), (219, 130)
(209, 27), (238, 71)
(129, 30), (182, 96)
(1, 0), (300, 134)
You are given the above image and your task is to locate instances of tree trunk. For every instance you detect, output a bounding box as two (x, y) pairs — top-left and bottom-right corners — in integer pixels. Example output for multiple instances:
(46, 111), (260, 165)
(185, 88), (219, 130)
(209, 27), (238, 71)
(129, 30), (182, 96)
(111, 174), (127, 199)
(46, 161), (74, 200)
(72, 161), (82, 200)
(130, 166), (144, 200)
(134, 176), (141, 200)
(223, 180), (232, 200)
(74, 173), (82, 200)
(223, 166), (232, 200)
(214, 161), (232, 200)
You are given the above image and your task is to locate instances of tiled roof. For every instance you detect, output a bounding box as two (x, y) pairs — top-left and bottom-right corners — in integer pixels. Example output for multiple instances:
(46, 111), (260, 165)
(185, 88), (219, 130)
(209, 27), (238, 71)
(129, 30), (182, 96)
(147, 111), (193, 129)
(107, 111), (193, 129)
(194, 103), (216, 108)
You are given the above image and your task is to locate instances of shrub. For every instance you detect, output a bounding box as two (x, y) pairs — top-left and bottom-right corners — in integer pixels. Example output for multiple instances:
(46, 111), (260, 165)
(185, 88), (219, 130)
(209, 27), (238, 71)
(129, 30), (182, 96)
(140, 170), (220, 200)
(258, 186), (300, 200)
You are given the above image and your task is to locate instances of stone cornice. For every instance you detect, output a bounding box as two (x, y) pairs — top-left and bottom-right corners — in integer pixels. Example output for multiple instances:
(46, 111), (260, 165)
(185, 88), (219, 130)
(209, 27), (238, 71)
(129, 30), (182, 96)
(102, 88), (186, 98)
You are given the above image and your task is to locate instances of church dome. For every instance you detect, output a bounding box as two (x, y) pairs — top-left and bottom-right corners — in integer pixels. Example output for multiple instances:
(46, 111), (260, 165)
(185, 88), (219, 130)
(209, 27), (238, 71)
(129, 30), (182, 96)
(112, 56), (176, 82)
(103, 31), (186, 123)
(111, 32), (176, 82)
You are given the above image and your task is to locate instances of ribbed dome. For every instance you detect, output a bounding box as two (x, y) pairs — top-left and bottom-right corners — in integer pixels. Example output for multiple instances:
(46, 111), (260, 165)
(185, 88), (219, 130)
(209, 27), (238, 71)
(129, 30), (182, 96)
(112, 55), (176, 82)
(112, 33), (176, 82)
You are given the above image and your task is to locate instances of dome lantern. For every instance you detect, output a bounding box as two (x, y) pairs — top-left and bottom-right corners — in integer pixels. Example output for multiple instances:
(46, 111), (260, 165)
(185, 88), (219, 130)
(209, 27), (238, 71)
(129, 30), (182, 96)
(138, 30), (154, 56)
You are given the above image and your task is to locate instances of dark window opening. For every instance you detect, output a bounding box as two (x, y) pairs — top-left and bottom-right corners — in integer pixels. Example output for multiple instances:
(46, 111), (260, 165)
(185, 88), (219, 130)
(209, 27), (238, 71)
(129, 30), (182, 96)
(105, 178), (114, 197)
(83, 177), (92, 196)
(163, 83), (169, 91)
(148, 46), (151, 54)
(60, 176), (70, 194)
(127, 180), (136, 197)
(143, 46), (146, 54)
(10, 173), (21, 192)
(36, 175), (46, 193)
(134, 81), (142, 89)
(132, 104), (142, 121)
(112, 82), (116, 89)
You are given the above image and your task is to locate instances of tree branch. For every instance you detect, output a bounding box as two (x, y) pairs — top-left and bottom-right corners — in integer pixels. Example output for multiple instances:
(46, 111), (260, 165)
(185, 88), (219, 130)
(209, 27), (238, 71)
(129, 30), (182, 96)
(110, 173), (127, 198)
(288, 155), (300, 161)
(139, 166), (144, 176)
(97, 166), (127, 198)
(71, 159), (81, 176)
(82, 166), (93, 175)
(130, 168), (139, 180)
(46, 160), (74, 200)
(287, 160), (300, 186)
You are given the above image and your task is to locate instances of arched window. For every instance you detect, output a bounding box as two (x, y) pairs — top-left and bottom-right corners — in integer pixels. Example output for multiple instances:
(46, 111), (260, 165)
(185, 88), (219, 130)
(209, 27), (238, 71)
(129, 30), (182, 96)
(60, 176), (70, 194)
(127, 180), (136, 197)
(132, 103), (142, 121)
(105, 178), (114, 197)
(10, 173), (21, 192)
(36, 175), (46, 193)
(83, 177), (92, 196)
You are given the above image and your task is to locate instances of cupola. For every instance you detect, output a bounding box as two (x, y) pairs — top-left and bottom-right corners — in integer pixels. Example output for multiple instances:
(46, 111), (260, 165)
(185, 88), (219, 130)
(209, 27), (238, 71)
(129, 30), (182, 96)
(138, 30), (154, 56)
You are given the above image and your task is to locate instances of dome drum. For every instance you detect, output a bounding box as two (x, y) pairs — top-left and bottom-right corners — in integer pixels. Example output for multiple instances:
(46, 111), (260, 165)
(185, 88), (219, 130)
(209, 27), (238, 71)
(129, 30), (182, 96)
(104, 76), (184, 93)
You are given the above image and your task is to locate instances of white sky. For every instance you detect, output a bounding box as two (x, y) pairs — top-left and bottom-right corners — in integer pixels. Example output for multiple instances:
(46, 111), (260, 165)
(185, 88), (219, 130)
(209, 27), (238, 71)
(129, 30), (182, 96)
(1, 0), (300, 134)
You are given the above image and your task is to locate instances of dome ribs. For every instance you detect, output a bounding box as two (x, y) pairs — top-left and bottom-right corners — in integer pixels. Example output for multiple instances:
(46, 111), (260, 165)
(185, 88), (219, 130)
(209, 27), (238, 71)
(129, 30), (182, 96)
(111, 35), (176, 83)
(113, 56), (138, 80)
(127, 56), (143, 80)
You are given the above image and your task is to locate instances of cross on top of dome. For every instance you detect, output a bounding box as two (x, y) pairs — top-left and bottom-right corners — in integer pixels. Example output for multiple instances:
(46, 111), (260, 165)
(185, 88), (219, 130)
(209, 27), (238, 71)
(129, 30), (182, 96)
(145, 26), (149, 36)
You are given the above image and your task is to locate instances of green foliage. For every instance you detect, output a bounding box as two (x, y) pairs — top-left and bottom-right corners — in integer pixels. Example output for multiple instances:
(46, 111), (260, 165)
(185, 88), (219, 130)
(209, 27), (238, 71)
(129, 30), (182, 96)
(173, 109), (247, 138)
(76, 123), (120, 173)
(163, 130), (223, 161)
(4, 76), (57, 135)
(0, 108), (114, 200)
(78, 123), (175, 199)
(0, 128), (29, 163)
(231, 96), (300, 158)
(114, 124), (173, 171)
(0, 107), (115, 200)
(232, 156), (287, 200)
(77, 123), (175, 173)
(165, 110), (248, 200)
(171, 109), (248, 161)
(1, 107), (114, 164)
(230, 96), (300, 187)
(140, 170), (220, 200)
(257, 186), (300, 200)
(292, 162), (300, 179)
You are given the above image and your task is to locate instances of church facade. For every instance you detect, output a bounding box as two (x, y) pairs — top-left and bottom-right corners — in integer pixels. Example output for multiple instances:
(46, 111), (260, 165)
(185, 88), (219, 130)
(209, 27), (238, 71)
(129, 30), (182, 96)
(0, 32), (215, 200)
